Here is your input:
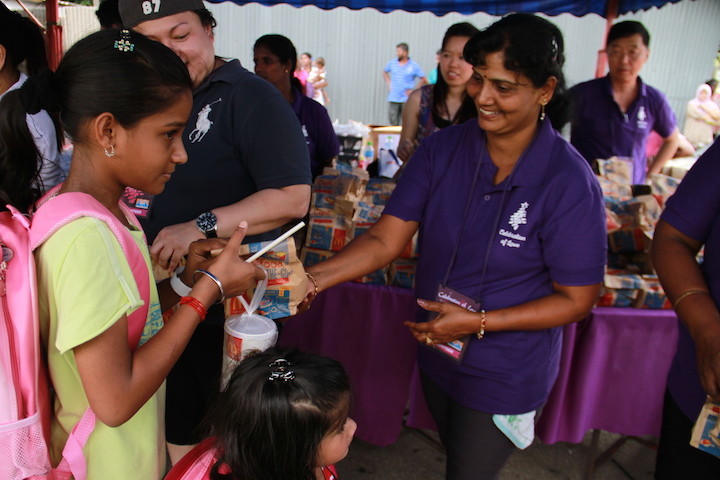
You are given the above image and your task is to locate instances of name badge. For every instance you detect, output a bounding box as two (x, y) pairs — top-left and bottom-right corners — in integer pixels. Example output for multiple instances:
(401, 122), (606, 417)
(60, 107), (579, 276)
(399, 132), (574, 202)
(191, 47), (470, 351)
(121, 187), (154, 219)
(427, 284), (480, 363)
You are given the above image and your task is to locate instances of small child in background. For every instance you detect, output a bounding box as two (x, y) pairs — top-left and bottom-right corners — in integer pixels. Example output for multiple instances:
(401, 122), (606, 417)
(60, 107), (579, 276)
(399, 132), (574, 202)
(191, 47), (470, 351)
(166, 347), (356, 480)
(309, 57), (329, 106)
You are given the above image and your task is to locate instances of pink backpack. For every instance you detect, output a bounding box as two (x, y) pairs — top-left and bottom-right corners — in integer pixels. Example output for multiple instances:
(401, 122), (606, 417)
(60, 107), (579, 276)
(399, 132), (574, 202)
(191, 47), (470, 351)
(0, 187), (151, 480)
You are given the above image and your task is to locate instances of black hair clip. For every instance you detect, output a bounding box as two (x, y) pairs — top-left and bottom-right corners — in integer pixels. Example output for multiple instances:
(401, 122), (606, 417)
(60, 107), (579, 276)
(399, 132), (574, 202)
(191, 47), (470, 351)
(550, 36), (558, 63)
(114, 29), (135, 53)
(268, 359), (295, 382)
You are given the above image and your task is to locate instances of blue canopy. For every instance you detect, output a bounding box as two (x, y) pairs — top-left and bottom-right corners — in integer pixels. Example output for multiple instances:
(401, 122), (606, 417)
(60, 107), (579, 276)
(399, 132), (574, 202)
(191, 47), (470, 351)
(206, 0), (682, 18)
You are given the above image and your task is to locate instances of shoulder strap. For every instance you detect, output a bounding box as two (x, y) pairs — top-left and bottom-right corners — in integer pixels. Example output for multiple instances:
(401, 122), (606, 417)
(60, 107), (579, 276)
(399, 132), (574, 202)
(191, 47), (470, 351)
(30, 188), (150, 351)
(50, 408), (96, 480)
(164, 437), (218, 480)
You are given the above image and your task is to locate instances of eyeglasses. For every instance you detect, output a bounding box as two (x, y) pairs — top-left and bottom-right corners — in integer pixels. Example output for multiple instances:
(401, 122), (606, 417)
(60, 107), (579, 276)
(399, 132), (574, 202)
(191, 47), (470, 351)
(606, 49), (645, 61)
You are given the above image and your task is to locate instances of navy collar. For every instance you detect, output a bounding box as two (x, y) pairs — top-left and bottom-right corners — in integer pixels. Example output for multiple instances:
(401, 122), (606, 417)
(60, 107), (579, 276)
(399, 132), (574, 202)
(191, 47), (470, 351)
(194, 59), (247, 94)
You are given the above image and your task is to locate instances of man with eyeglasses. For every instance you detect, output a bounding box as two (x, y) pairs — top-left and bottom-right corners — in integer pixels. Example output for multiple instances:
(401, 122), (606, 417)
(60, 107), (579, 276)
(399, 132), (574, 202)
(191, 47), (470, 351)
(569, 21), (679, 185)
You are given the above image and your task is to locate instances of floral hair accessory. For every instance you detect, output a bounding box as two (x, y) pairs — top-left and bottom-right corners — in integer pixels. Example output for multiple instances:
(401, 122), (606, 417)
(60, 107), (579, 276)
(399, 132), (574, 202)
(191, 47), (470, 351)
(114, 29), (135, 52)
(268, 358), (295, 382)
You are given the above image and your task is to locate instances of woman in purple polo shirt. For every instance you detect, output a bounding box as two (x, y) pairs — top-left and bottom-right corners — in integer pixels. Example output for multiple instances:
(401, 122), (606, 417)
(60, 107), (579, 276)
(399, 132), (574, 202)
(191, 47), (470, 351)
(301, 14), (606, 479)
(253, 34), (340, 179)
(651, 138), (720, 478)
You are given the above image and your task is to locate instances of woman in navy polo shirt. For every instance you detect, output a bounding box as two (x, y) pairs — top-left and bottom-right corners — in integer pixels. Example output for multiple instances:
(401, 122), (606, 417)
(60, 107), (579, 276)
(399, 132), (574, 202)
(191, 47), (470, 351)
(301, 13), (606, 479)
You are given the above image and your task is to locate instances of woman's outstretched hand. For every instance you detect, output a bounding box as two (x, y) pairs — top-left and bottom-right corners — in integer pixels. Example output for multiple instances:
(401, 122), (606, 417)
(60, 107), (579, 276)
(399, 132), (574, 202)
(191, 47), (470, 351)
(296, 271), (318, 314)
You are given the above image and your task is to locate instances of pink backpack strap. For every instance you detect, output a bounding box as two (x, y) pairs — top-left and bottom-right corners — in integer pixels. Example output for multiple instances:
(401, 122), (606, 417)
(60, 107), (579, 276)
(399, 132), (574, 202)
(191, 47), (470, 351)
(165, 437), (218, 480)
(50, 408), (96, 480)
(30, 189), (150, 351)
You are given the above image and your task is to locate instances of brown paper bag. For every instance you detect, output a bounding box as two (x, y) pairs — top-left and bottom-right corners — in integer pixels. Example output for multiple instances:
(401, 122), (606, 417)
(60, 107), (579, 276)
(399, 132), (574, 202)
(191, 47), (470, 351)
(224, 237), (307, 320)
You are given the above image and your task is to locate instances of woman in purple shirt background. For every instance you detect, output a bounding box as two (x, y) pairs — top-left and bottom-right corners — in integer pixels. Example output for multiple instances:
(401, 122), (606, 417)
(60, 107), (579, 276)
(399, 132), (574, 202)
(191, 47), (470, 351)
(254, 34), (340, 179)
(651, 138), (720, 478)
(300, 14), (606, 479)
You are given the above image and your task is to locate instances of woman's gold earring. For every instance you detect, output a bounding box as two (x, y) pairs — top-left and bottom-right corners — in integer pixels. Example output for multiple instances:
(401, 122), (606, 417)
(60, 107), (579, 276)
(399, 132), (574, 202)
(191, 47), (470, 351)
(104, 145), (115, 157)
(539, 101), (548, 122)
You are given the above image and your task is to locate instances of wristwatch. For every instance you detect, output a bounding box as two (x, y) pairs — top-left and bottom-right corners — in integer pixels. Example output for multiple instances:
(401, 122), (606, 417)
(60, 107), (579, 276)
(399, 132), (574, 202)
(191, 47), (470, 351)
(196, 211), (218, 238)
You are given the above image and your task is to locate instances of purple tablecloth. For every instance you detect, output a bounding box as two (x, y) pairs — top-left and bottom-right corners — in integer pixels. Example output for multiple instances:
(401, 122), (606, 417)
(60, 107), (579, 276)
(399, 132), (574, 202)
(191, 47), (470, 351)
(278, 282), (419, 446)
(535, 307), (678, 444)
(279, 283), (679, 446)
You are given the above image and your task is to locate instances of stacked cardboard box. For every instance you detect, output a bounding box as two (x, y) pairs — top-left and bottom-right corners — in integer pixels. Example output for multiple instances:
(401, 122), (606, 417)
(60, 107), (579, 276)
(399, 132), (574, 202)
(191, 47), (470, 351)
(597, 157), (682, 308)
(301, 170), (418, 287)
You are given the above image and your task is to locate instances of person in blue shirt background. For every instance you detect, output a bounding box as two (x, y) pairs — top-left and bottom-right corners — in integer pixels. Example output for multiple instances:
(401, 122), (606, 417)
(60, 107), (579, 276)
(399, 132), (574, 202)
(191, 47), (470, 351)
(383, 42), (426, 125)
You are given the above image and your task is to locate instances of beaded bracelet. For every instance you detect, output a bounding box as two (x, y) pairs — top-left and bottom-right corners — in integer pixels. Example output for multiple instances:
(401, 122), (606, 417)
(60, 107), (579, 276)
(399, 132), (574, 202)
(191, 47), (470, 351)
(476, 309), (487, 340)
(180, 296), (207, 321)
(193, 269), (225, 304)
(306, 272), (319, 296)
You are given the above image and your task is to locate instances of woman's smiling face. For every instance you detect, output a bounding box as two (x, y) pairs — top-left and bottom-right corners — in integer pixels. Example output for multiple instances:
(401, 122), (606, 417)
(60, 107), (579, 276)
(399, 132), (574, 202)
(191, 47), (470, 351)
(134, 11), (216, 88)
(466, 51), (555, 139)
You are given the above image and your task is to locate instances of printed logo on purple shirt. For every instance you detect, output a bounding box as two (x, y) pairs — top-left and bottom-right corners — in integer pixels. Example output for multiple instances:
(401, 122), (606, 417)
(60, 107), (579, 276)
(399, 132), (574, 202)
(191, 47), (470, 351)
(500, 202), (530, 248)
(637, 106), (648, 130)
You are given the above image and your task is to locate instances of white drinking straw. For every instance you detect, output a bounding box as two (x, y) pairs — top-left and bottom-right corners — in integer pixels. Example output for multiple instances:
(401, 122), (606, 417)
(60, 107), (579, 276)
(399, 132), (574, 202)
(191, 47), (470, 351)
(245, 221), (305, 263)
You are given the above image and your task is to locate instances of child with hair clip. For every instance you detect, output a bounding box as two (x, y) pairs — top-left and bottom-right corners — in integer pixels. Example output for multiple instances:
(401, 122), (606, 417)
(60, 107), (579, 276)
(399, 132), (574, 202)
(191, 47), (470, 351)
(0, 28), (264, 479)
(166, 347), (357, 480)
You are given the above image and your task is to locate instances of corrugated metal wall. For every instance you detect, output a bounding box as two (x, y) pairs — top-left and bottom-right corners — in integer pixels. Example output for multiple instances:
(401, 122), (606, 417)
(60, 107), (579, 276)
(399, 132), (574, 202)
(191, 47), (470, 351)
(204, 0), (720, 129)
(205, 4), (607, 126)
(20, 0), (720, 130)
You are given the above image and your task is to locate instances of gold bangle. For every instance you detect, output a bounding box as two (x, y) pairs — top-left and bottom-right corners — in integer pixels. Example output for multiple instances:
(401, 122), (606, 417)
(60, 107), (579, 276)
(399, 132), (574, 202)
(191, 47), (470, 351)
(306, 272), (319, 296)
(476, 309), (487, 339)
(673, 289), (710, 311)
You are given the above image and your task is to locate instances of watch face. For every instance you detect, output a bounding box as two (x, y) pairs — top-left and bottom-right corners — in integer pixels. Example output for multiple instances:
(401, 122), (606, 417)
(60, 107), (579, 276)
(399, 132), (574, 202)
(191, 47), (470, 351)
(196, 212), (217, 234)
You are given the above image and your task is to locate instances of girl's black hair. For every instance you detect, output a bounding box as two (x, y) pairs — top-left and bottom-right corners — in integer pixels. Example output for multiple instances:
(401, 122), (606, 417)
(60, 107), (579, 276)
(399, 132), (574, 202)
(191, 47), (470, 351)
(431, 22), (480, 127)
(206, 347), (351, 480)
(463, 13), (570, 130)
(0, 6), (51, 209)
(0, 29), (192, 212)
(253, 34), (303, 92)
(0, 6), (48, 75)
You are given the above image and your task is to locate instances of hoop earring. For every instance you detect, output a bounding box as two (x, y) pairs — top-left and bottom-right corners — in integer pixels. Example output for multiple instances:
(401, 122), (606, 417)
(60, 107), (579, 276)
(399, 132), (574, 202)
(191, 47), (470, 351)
(539, 101), (548, 122)
(104, 145), (115, 157)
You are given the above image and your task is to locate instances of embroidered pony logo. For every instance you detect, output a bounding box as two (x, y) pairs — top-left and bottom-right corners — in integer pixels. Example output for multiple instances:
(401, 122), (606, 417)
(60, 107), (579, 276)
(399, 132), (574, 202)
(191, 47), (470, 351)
(637, 106), (646, 123)
(508, 202), (529, 231)
(189, 98), (221, 143)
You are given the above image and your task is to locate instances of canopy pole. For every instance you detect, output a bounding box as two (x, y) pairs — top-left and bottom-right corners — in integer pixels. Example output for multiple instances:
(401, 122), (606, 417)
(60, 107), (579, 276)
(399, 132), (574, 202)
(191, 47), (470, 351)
(46, 0), (62, 70)
(15, 0), (44, 29)
(594, 0), (619, 78)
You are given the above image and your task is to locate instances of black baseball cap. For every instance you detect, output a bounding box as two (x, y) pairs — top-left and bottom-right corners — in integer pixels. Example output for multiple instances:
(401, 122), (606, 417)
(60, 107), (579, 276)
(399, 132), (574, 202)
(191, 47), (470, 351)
(119, 0), (205, 28)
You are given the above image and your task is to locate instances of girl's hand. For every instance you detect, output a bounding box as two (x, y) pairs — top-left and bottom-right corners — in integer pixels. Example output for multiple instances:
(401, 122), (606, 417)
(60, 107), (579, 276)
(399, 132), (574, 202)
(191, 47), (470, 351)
(404, 299), (480, 345)
(184, 222), (265, 301)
